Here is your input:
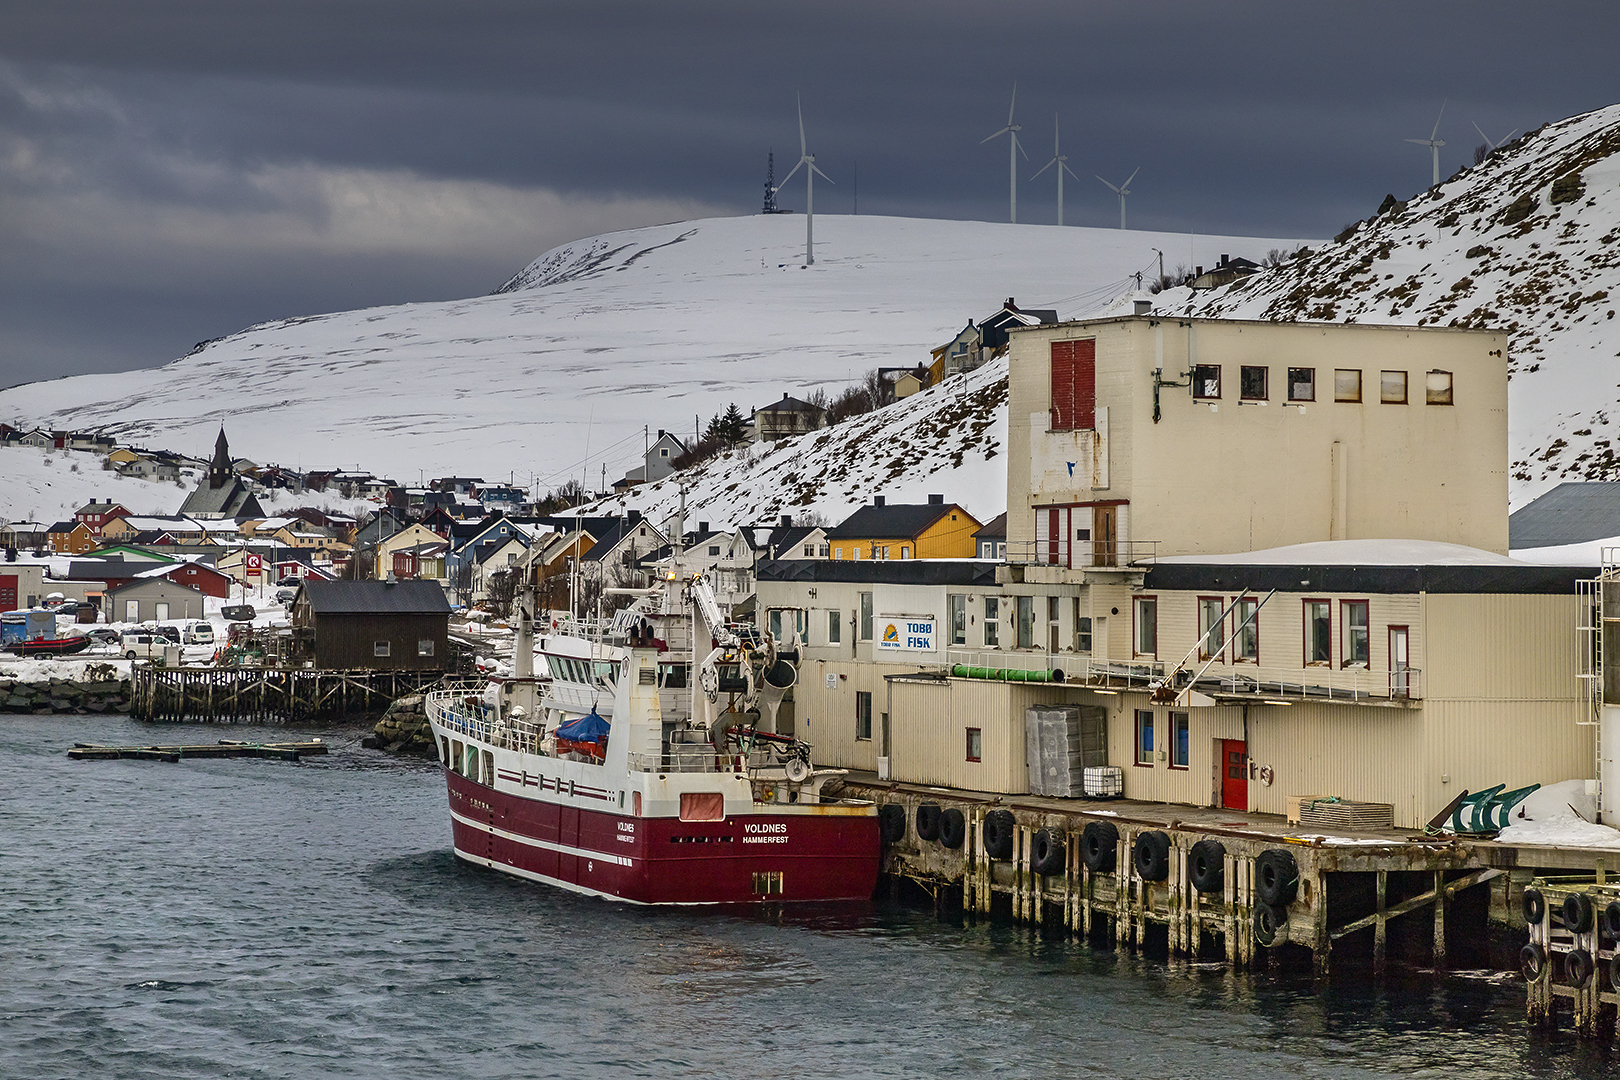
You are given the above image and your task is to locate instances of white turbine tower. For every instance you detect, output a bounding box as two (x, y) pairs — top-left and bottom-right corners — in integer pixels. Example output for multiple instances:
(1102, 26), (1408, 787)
(1471, 121), (1518, 151)
(776, 93), (834, 266)
(981, 83), (1028, 223)
(1406, 100), (1447, 186)
(1096, 167), (1139, 230)
(1030, 114), (1081, 226)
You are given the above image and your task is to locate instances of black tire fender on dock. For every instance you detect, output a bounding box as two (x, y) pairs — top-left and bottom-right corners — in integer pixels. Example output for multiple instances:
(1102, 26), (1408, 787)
(1520, 943), (1547, 982)
(1566, 948), (1594, 989)
(915, 803), (942, 843)
(1188, 839), (1226, 894)
(1564, 891), (1595, 934)
(1080, 820), (1118, 873)
(1132, 830), (1171, 882)
(1604, 900), (1620, 939)
(1255, 848), (1299, 906)
(878, 803), (907, 844)
(1254, 900), (1289, 946)
(938, 808), (967, 849)
(1609, 951), (1620, 992)
(1031, 829), (1066, 876)
(1522, 887), (1546, 925)
(982, 809), (1016, 860)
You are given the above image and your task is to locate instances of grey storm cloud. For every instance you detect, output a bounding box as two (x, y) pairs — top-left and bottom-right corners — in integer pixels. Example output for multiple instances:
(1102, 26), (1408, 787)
(1, 0), (1617, 390)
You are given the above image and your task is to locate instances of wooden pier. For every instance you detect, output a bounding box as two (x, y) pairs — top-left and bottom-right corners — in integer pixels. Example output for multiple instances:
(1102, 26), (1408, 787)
(68, 738), (330, 762)
(129, 665), (451, 722)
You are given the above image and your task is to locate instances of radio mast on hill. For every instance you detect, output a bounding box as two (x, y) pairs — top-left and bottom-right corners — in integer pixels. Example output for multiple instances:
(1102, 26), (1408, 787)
(763, 152), (783, 214)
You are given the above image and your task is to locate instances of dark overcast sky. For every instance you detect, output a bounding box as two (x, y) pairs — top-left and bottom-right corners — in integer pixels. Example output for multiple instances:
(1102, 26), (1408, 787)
(2, 0), (1616, 390)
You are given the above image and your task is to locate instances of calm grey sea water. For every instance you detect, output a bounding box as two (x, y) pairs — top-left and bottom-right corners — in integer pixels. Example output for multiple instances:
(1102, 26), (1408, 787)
(1, 713), (1612, 1079)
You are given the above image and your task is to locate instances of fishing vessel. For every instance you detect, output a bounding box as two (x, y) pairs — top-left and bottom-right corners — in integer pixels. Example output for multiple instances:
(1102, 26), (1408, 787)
(425, 569), (879, 904)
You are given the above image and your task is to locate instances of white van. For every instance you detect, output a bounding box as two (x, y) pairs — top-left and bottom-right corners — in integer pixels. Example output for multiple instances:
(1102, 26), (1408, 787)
(120, 632), (165, 660)
(182, 621), (215, 645)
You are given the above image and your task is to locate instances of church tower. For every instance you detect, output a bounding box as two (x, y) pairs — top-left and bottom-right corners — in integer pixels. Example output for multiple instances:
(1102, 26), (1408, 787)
(209, 427), (231, 490)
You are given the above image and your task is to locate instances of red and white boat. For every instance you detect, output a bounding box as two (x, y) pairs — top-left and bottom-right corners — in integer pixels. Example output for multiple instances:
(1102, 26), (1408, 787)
(426, 572), (879, 904)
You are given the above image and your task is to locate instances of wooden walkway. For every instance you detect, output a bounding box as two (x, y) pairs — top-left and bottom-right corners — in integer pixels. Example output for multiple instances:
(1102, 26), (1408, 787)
(130, 665), (450, 722)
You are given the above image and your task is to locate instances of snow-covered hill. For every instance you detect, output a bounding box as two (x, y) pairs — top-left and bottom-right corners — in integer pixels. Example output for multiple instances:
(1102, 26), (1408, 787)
(0, 214), (1301, 520)
(1167, 102), (1620, 507)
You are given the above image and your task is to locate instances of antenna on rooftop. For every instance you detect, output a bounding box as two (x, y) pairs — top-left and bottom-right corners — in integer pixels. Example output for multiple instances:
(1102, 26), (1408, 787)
(1030, 113), (1081, 226)
(1096, 167), (1139, 230)
(981, 83), (1028, 223)
(1405, 100), (1447, 186)
(774, 93), (834, 265)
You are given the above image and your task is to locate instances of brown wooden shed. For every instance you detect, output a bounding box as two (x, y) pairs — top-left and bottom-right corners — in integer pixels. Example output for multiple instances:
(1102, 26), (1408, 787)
(291, 579), (450, 670)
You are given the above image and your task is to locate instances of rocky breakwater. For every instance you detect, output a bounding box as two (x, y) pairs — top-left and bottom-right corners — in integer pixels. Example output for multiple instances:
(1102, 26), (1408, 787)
(1, 671), (132, 715)
(367, 694), (435, 754)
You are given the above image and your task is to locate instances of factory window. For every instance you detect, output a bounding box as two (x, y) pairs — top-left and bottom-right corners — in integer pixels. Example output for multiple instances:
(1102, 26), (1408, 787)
(1050, 338), (1096, 431)
(1170, 712), (1190, 769)
(828, 609), (841, 644)
(860, 592), (873, 640)
(1134, 597), (1157, 657)
(1198, 596), (1225, 661)
(418, 639), (434, 657)
(1073, 601), (1092, 653)
(1233, 597), (1259, 663)
(983, 597), (1000, 647)
(1048, 596), (1062, 652)
(1305, 600), (1331, 665)
(374, 640), (391, 658)
(1135, 710), (1155, 766)
(1426, 370), (1454, 405)
(965, 727), (982, 763)
(1380, 370), (1408, 404)
(1193, 364), (1221, 400)
(1288, 367), (1316, 402)
(1240, 365), (1268, 400)
(1016, 596), (1036, 649)
(1341, 600), (1370, 668)
(855, 691), (872, 741)
(1334, 369), (1363, 403)
(949, 594), (967, 645)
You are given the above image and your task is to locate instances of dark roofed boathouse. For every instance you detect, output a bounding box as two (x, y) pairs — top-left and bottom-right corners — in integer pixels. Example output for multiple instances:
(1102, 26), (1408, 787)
(290, 579), (451, 670)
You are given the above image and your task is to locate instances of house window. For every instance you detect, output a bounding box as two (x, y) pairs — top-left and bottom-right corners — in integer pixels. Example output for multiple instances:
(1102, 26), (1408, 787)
(860, 592), (873, 640)
(1198, 596), (1225, 661)
(1233, 597), (1259, 663)
(659, 448), (669, 457)
(828, 609), (841, 644)
(1170, 712), (1190, 769)
(966, 727), (982, 762)
(1049, 339), (1097, 431)
(708, 545), (720, 556)
(1240, 365), (1268, 401)
(507, 553), (517, 565)
(1016, 595), (1036, 649)
(856, 691), (872, 740)
(1380, 370), (1408, 404)
(1426, 370), (1454, 405)
(881, 546), (890, 560)
(835, 547), (843, 559)
(374, 641), (391, 657)
(1134, 596), (1157, 657)
(1193, 364), (1221, 399)
(1334, 369), (1363, 402)
(1135, 710), (1155, 765)
(1073, 599), (1092, 653)
(418, 639), (435, 657)
(949, 594), (967, 645)
(901, 546), (910, 559)
(1342, 600), (1370, 667)
(818, 544), (829, 557)
(984, 597), (999, 647)
(1305, 600), (1331, 664)
(803, 544), (815, 557)
(1286, 367), (1315, 402)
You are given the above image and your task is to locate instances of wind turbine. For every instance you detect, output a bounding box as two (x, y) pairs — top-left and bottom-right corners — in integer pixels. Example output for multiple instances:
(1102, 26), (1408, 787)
(1030, 114), (1082, 226)
(1096, 167), (1139, 230)
(1405, 100), (1447, 186)
(981, 83), (1028, 223)
(775, 93), (834, 265)
(1472, 121), (1518, 151)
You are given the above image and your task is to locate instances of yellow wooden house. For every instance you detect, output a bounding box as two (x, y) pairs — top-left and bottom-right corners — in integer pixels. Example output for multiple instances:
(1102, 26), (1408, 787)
(825, 496), (982, 561)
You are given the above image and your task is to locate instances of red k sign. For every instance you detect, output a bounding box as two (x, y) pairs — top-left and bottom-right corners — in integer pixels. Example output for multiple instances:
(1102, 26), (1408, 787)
(245, 553), (262, 575)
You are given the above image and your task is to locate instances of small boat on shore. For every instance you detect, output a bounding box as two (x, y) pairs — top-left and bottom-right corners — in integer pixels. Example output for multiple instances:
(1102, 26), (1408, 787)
(426, 570), (879, 904)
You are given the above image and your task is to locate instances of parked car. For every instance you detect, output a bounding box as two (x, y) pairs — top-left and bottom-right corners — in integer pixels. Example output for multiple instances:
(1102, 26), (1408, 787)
(182, 621), (215, 645)
(146, 624), (182, 644)
(275, 587), (299, 605)
(120, 632), (165, 660)
(84, 628), (120, 645)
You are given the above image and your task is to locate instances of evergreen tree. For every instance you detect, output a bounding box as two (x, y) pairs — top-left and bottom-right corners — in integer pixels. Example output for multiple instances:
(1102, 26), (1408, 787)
(718, 403), (748, 445)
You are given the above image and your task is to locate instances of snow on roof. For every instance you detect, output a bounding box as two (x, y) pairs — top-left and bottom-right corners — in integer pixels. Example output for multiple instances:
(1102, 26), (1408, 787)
(1510, 535), (1618, 566)
(1156, 538), (1542, 567)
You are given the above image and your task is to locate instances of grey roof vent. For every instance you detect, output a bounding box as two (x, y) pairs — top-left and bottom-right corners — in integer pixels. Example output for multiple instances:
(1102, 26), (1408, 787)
(1134, 300), (1152, 315)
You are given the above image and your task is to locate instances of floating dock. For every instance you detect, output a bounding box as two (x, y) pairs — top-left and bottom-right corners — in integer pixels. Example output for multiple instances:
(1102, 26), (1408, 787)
(68, 738), (330, 762)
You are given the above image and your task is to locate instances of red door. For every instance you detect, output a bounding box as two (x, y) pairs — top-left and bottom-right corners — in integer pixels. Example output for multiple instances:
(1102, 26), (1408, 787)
(1220, 739), (1248, 810)
(0, 574), (16, 612)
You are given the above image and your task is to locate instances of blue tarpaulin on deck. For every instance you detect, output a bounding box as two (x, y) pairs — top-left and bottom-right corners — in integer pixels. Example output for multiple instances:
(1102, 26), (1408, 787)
(555, 711), (610, 742)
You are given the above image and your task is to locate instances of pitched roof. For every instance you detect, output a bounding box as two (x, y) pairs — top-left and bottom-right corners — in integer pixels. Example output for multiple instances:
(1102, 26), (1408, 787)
(973, 512), (1007, 540)
(299, 579), (451, 614)
(179, 475), (264, 518)
(1509, 482), (1620, 549)
(825, 503), (965, 540)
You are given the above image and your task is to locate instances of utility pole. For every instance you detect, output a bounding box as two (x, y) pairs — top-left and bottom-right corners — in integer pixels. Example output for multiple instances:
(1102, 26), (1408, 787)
(1152, 247), (1165, 288)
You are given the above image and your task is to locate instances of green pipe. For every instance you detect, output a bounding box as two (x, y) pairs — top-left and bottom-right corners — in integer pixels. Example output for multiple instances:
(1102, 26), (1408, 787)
(951, 665), (1063, 683)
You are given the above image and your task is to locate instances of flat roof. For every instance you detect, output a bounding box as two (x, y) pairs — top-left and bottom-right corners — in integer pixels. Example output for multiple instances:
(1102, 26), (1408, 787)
(757, 559), (998, 587)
